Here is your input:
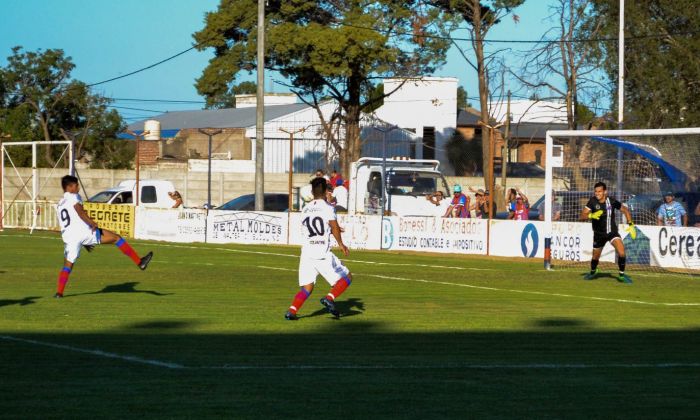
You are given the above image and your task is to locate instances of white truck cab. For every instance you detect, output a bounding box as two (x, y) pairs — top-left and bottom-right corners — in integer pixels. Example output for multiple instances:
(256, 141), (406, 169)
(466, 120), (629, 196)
(88, 179), (177, 208)
(348, 158), (451, 216)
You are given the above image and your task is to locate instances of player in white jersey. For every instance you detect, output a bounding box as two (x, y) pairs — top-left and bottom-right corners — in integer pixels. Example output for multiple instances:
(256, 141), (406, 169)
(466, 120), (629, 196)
(285, 177), (353, 320)
(53, 175), (153, 298)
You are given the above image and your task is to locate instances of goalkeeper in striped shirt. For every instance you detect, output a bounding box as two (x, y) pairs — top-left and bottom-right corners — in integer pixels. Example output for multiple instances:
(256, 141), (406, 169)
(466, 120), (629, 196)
(580, 182), (636, 284)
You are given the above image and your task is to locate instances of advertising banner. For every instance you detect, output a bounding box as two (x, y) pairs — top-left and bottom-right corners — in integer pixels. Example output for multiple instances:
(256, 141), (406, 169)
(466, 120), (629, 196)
(549, 221), (616, 264)
(288, 213), (382, 250)
(83, 203), (134, 238)
(207, 210), (288, 244)
(489, 220), (545, 258)
(381, 216), (488, 255)
(629, 225), (700, 271)
(135, 208), (207, 243)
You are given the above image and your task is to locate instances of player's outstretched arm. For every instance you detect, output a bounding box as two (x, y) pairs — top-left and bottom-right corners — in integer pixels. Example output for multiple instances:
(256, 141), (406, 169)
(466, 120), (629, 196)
(329, 220), (349, 256)
(621, 205), (633, 225)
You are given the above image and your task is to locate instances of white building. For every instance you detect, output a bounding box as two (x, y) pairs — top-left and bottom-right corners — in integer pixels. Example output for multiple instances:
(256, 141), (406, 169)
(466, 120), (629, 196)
(375, 77), (459, 174)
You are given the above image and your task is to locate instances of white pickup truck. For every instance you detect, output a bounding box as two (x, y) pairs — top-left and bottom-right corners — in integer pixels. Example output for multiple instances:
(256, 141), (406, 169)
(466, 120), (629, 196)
(347, 158), (451, 216)
(88, 179), (178, 208)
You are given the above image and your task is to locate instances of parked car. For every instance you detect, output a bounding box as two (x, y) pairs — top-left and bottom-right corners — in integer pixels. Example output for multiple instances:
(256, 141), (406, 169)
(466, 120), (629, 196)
(215, 193), (289, 212)
(88, 179), (176, 208)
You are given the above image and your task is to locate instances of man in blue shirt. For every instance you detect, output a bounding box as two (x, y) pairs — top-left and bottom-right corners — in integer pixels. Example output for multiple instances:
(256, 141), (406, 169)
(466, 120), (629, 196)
(657, 191), (687, 226)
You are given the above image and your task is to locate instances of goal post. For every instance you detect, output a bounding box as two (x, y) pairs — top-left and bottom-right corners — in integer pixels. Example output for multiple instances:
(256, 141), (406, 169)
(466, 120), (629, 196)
(1, 140), (73, 232)
(543, 128), (700, 275)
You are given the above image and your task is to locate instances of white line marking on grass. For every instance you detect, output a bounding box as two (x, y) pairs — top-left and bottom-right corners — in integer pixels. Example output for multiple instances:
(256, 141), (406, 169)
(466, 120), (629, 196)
(3, 333), (699, 371)
(10, 234), (700, 305)
(0, 335), (184, 369)
(258, 266), (700, 307)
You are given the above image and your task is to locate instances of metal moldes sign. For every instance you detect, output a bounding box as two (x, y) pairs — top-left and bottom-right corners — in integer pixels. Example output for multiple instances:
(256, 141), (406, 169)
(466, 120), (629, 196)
(207, 210), (287, 244)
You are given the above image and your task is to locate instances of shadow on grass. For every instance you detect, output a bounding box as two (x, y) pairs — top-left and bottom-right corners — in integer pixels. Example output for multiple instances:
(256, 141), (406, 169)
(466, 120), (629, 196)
(298, 297), (365, 320)
(66, 282), (172, 298)
(533, 317), (593, 328)
(580, 272), (622, 282)
(0, 296), (41, 308)
(124, 320), (204, 330)
(1, 325), (699, 418)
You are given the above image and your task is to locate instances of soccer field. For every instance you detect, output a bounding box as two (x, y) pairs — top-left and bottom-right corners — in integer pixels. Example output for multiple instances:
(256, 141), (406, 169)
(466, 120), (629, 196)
(1, 229), (699, 419)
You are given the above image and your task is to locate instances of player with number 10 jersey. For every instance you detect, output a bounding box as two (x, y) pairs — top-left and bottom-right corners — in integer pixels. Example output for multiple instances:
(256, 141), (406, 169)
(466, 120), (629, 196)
(285, 177), (353, 320)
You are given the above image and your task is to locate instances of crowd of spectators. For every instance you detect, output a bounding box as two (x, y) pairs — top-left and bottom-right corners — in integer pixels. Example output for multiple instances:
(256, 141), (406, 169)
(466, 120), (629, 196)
(314, 168), (349, 212)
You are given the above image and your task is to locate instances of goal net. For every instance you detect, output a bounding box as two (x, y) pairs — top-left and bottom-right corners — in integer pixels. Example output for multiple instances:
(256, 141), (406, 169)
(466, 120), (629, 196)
(543, 128), (700, 276)
(1, 140), (73, 232)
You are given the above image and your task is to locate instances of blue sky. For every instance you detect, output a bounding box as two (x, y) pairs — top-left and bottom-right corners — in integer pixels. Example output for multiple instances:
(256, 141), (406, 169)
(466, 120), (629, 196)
(1, 0), (568, 122)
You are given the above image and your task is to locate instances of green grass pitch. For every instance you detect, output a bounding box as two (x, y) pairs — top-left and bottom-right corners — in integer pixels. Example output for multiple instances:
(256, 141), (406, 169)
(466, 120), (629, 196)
(1, 229), (699, 419)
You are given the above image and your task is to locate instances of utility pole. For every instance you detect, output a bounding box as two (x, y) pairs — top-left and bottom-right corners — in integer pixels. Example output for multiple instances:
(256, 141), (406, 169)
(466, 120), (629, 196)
(124, 130), (149, 206)
(254, 0), (265, 211)
(501, 91), (511, 188)
(479, 121), (504, 257)
(198, 128), (223, 208)
(616, 0), (625, 196)
(280, 127), (305, 212)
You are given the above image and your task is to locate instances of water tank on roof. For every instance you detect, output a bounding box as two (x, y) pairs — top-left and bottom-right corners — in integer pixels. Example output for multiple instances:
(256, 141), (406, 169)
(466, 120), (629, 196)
(144, 120), (161, 140)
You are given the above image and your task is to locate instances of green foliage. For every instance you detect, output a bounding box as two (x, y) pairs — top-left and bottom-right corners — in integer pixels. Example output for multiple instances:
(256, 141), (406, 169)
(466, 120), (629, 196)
(0, 47), (126, 168)
(588, 0), (700, 128)
(457, 85), (468, 109)
(205, 81), (258, 109)
(446, 129), (482, 176)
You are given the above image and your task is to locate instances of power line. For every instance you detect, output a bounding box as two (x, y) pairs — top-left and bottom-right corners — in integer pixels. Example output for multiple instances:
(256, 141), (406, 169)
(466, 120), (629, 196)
(111, 97), (206, 104)
(108, 105), (167, 113)
(86, 46), (197, 87)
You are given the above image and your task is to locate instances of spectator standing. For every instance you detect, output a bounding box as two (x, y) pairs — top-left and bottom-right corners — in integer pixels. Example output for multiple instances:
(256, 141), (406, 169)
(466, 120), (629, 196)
(332, 178), (348, 212)
(657, 191), (687, 226)
(509, 188), (530, 220)
(694, 201), (700, 227)
(329, 169), (342, 189)
(538, 193), (562, 221)
(471, 188), (495, 219)
(506, 188), (518, 215)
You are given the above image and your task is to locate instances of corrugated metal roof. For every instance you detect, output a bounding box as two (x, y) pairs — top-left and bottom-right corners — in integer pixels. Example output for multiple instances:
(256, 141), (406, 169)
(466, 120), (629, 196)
(126, 103), (310, 131)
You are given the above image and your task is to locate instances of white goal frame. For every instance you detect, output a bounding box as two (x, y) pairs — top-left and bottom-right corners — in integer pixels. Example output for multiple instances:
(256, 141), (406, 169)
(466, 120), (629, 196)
(544, 127), (700, 272)
(1, 140), (73, 232)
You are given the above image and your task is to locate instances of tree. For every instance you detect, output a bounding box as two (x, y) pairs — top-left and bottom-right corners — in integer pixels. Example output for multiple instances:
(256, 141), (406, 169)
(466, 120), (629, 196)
(1, 47), (127, 168)
(431, 0), (525, 193)
(514, 0), (605, 131)
(205, 81), (258, 109)
(457, 85), (469, 110)
(193, 1), (452, 176)
(588, 0), (700, 128)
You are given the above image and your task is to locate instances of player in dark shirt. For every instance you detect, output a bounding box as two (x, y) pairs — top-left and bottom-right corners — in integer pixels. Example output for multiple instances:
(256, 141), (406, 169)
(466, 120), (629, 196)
(579, 182), (636, 283)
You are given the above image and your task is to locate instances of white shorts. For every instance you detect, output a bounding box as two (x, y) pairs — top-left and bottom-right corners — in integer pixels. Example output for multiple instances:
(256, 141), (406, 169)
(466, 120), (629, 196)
(63, 229), (101, 263)
(298, 253), (350, 287)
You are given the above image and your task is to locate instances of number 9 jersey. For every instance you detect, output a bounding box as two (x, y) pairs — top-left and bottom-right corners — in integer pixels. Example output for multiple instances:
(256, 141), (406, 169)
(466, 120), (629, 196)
(56, 192), (92, 242)
(300, 199), (336, 259)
